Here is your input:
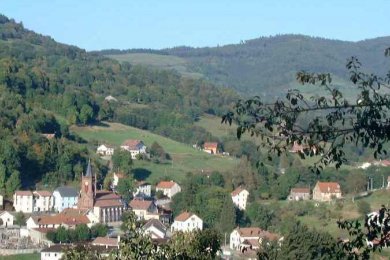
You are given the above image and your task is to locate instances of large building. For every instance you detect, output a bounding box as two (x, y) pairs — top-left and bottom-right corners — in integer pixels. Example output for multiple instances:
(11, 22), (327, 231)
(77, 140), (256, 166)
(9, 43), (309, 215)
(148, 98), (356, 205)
(53, 186), (78, 212)
(231, 187), (249, 210)
(77, 160), (125, 223)
(171, 211), (203, 232)
(120, 139), (147, 159)
(313, 181), (342, 202)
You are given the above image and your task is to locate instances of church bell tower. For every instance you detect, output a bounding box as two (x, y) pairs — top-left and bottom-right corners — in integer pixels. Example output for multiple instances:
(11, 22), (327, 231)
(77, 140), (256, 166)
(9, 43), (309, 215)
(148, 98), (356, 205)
(77, 159), (96, 209)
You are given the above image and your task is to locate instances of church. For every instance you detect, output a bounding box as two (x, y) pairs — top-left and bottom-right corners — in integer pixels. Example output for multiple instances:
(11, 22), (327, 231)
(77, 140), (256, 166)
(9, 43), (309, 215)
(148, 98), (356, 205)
(78, 160), (125, 224)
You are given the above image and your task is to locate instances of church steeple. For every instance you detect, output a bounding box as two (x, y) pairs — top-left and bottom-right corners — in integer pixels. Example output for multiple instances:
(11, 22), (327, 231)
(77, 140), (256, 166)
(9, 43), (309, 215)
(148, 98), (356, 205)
(85, 158), (92, 177)
(77, 159), (96, 210)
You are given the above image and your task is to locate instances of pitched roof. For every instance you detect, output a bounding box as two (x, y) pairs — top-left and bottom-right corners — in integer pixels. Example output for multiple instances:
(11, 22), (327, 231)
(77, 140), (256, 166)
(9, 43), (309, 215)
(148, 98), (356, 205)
(14, 190), (33, 196)
(156, 181), (177, 189)
(316, 181), (341, 193)
(204, 142), (218, 149)
(129, 199), (153, 210)
(290, 188), (310, 194)
(60, 208), (89, 216)
(54, 186), (78, 197)
(135, 180), (150, 187)
(33, 190), (52, 197)
(121, 139), (144, 150)
(92, 237), (118, 247)
(94, 191), (123, 208)
(231, 187), (248, 196)
(174, 211), (199, 222)
(31, 213), (90, 226)
(237, 227), (263, 237)
(85, 159), (93, 177)
(143, 219), (167, 233)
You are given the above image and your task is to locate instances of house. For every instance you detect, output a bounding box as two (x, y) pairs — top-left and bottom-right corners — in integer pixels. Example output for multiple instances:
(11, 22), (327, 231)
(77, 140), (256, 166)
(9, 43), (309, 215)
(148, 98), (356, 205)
(13, 190), (33, 213)
(288, 187), (311, 201)
(96, 144), (115, 156)
(26, 212), (90, 230)
(156, 181), (181, 198)
(133, 181), (152, 198)
(40, 244), (118, 260)
(77, 160), (125, 224)
(129, 199), (159, 221)
(92, 236), (119, 248)
(41, 133), (55, 140)
(104, 95), (118, 102)
(143, 219), (168, 239)
(33, 190), (54, 212)
(53, 186), (79, 212)
(203, 142), (219, 154)
(312, 181), (342, 202)
(230, 227), (279, 252)
(231, 187), (250, 210)
(171, 211), (203, 232)
(120, 139), (147, 159)
(0, 211), (15, 227)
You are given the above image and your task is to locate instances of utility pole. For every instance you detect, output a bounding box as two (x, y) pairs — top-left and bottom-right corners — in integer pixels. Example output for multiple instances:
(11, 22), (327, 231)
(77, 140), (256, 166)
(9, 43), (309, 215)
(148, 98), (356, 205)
(382, 175), (385, 189)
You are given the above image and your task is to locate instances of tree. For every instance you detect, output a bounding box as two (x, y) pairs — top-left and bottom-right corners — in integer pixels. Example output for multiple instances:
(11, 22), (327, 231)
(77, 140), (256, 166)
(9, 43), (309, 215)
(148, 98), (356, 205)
(14, 212), (25, 227)
(223, 51), (390, 173)
(90, 223), (108, 238)
(111, 149), (133, 174)
(74, 224), (90, 242)
(357, 200), (371, 217)
(116, 176), (134, 203)
(79, 104), (94, 125)
(6, 170), (21, 196)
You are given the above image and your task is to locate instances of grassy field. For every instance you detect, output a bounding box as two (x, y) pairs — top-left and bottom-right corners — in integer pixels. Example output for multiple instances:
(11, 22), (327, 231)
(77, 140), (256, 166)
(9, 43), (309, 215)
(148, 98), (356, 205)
(71, 122), (239, 184)
(0, 254), (40, 260)
(106, 53), (203, 79)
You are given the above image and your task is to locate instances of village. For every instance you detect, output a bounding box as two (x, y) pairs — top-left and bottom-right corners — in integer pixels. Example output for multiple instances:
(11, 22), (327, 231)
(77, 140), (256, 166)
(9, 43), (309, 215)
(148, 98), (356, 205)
(0, 138), (362, 260)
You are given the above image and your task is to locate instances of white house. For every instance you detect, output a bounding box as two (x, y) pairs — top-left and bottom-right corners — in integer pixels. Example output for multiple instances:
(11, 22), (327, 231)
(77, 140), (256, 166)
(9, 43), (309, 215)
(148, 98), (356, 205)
(312, 181), (342, 202)
(156, 181), (181, 198)
(231, 187), (249, 210)
(230, 227), (279, 251)
(0, 211), (15, 227)
(41, 244), (117, 260)
(96, 144), (114, 156)
(53, 186), (79, 212)
(142, 219), (168, 239)
(120, 139), (147, 159)
(129, 199), (159, 221)
(13, 190), (33, 213)
(133, 181), (152, 198)
(171, 212), (203, 232)
(33, 191), (54, 212)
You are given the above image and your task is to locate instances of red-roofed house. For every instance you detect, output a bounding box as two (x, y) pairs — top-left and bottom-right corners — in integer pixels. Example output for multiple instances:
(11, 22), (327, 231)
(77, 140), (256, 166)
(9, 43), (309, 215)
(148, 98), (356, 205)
(156, 181), (181, 198)
(120, 139), (147, 159)
(230, 227), (279, 251)
(129, 199), (158, 221)
(171, 211), (203, 232)
(231, 187), (249, 210)
(288, 187), (311, 201)
(313, 181), (342, 202)
(203, 142), (219, 154)
(92, 236), (119, 248)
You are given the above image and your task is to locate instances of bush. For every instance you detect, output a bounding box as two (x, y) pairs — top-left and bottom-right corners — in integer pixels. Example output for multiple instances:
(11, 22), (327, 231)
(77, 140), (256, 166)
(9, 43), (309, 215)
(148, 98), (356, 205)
(357, 200), (371, 216)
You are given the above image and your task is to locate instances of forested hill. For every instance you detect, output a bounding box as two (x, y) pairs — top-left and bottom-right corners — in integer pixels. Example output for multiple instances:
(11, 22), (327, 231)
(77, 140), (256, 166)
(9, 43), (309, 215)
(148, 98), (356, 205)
(102, 35), (390, 97)
(0, 15), (238, 193)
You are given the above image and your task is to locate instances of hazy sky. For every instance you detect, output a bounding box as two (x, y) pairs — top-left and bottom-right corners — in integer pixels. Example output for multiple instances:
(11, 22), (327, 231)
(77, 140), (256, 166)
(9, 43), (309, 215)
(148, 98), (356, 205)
(2, 0), (389, 51)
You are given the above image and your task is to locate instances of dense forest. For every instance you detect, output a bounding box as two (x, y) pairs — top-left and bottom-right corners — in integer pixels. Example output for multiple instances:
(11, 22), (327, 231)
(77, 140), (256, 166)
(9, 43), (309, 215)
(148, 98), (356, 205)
(102, 34), (390, 97)
(0, 14), (239, 194)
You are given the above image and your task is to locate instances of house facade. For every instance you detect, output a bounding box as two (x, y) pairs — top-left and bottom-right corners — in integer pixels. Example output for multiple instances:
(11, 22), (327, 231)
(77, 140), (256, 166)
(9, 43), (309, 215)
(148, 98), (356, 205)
(120, 139), (147, 159)
(0, 211), (15, 227)
(33, 191), (54, 212)
(231, 187), (249, 210)
(230, 227), (279, 251)
(96, 144), (114, 156)
(156, 181), (181, 198)
(171, 212), (203, 232)
(133, 181), (152, 198)
(13, 191), (33, 213)
(203, 142), (218, 154)
(288, 188), (311, 201)
(143, 219), (168, 239)
(53, 186), (78, 212)
(312, 181), (342, 202)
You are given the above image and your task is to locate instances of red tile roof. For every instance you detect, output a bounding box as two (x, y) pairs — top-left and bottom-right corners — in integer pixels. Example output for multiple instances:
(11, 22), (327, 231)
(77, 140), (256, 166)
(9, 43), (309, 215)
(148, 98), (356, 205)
(34, 190), (52, 197)
(15, 191), (33, 196)
(121, 139), (143, 150)
(129, 199), (153, 210)
(156, 181), (177, 189)
(32, 213), (90, 226)
(231, 187), (247, 196)
(92, 237), (118, 247)
(204, 142), (218, 149)
(290, 188), (310, 194)
(94, 191), (123, 208)
(316, 181), (341, 193)
(174, 211), (197, 222)
(237, 227), (263, 237)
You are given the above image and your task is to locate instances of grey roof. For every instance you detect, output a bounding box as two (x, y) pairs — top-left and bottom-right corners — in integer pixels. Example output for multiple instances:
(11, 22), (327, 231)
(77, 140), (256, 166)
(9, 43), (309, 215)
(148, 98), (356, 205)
(54, 186), (78, 197)
(143, 219), (167, 233)
(85, 159), (92, 177)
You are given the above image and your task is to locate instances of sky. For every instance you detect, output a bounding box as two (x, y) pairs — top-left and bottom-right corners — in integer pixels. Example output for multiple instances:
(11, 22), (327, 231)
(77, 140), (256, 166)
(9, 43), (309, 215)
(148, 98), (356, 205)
(1, 0), (389, 51)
